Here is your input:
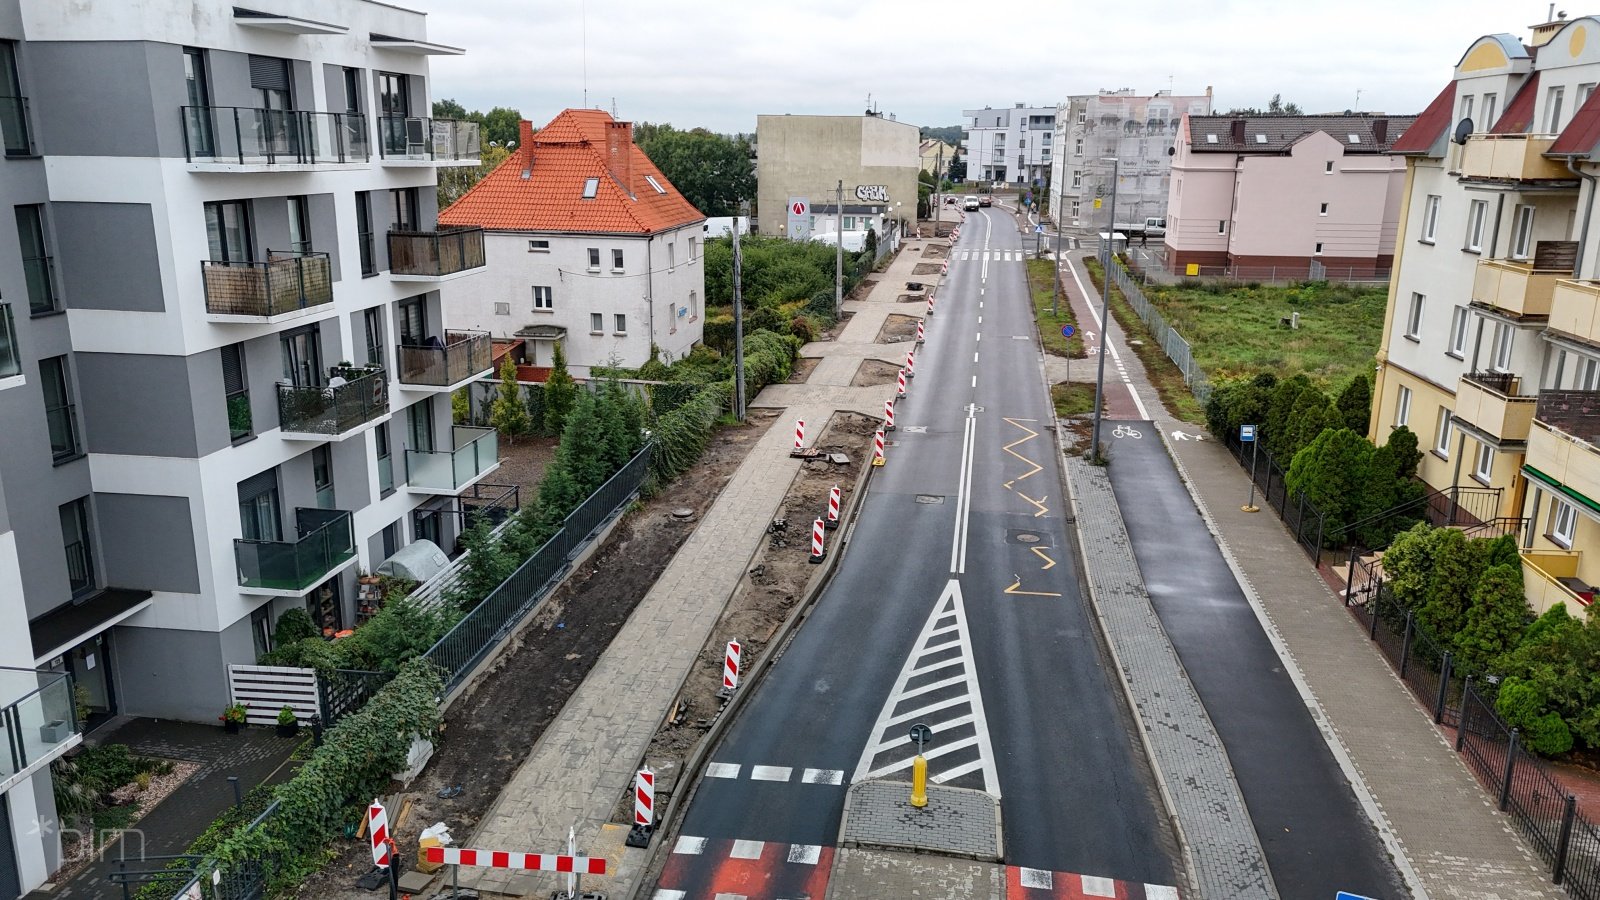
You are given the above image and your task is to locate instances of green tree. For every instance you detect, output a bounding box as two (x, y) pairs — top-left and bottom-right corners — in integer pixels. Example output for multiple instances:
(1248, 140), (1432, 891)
(479, 106), (523, 149)
(1416, 528), (1485, 641)
(948, 152), (967, 182)
(635, 124), (756, 216)
(1496, 677), (1574, 756)
(1335, 373), (1372, 434)
(449, 515), (519, 608)
(1264, 374), (1311, 457)
(489, 355), (530, 440)
(558, 390), (612, 494)
(542, 343), (577, 436)
(1286, 427), (1372, 543)
(1284, 392), (1337, 461)
(1455, 563), (1528, 673)
(1380, 523), (1437, 608)
(432, 98), (469, 120)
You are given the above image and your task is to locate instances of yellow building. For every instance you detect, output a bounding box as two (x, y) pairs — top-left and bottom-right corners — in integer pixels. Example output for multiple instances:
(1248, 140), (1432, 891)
(1374, 15), (1600, 616)
(919, 138), (954, 176)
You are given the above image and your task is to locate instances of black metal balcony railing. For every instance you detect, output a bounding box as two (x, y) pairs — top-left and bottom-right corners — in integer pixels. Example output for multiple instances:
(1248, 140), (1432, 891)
(397, 330), (492, 387)
(387, 227), (486, 277)
(0, 95), (35, 156)
(377, 116), (481, 161)
(202, 251), (333, 318)
(181, 106), (370, 165)
(277, 368), (389, 436)
(0, 303), (19, 379)
(235, 507), (355, 592)
(23, 254), (58, 314)
(1464, 371), (1518, 395)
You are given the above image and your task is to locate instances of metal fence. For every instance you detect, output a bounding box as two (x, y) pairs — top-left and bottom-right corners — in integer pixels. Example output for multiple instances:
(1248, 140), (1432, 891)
(422, 444), (651, 694)
(318, 668), (393, 728)
(1104, 260), (1213, 405)
(1221, 430), (1327, 558)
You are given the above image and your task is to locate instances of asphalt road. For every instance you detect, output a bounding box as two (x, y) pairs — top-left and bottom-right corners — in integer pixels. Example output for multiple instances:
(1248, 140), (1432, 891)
(652, 210), (1176, 894)
(1105, 427), (1408, 900)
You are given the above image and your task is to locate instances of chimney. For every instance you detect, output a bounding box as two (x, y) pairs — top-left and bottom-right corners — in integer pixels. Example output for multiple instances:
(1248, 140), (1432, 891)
(1372, 118), (1388, 145)
(518, 120), (535, 175)
(606, 118), (634, 196)
(1230, 119), (1245, 144)
(1531, 8), (1568, 46)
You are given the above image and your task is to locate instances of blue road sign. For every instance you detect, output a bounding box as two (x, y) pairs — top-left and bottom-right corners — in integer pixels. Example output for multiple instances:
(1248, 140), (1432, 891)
(1240, 424), (1257, 442)
(1035, 223), (1046, 234)
(1061, 325), (1075, 338)
(1335, 893), (1380, 900)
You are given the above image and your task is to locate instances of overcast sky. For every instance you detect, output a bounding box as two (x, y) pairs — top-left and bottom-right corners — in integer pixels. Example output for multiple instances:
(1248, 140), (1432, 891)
(412, 0), (1547, 133)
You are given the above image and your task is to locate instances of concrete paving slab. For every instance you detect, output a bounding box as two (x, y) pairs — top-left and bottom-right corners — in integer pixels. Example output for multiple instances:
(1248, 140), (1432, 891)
(825, 847), (1004, 900)
(838, 780), (1001, 861)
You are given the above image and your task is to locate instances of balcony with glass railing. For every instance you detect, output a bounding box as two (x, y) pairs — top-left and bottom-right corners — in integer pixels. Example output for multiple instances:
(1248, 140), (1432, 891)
(0, 303), (20, 384)
(388, 227), (485, 280)
(0, 95), (35, 157)
(202, 251), (333, 321)
(406, 426), (500, 494)
(234, 507), (356, 595)
(396, 330), (492, 390)
(0, 667), (79, 787)
(377, 116), (480, 165)
(1459, 133), (1573, 182)
(182, 106), (369, 169)
(276, 367), (389, 439)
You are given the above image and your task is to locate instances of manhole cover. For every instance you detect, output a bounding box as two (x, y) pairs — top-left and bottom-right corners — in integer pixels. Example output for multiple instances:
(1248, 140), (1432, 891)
(1006, 529), (1050, 545)
(1016, 533), (1040, 543)
(915, 495), (946, 504)
(671, 508), (694, 520)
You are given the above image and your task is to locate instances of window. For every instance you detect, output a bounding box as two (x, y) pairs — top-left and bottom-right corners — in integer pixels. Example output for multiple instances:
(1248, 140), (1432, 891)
(280, 325), (322, 388)
(1421, 195), (1441, 243)
(378, 71), (408, 117)
(59, 497), (95, 597)
(1465, 199), (1488, 251)
(1460, 94), (1475, 125)
(590, 312), (604, 333)
(1254, 133), (1268, 144)
(1405, 293), (1424, 339)
(1511, 205), (1535, 260)
(1581, 356), (1600, 390)
(204, 200), (252, 263)
(612, 248), (625, 271)
(689, 237), (698, 260)
(16, 204), (58, 314)
(1070, 199), (1081, 218)
(407, 396), (434, 452)
(1319, 202), (1329, 216)
(375, 422), (394, 495)
(238, 469), (281, 543)
(1474, 442), (1495, 484)
(645, 174), (666, 194)
(1552, 498), (1578, 547)
(222, 343), (251, 442)
(1434, 407), (1453, 457)
(41, 356), (80, 462)
(1482, 92), (1499, 128)
(1395, 385), (1412, 427)
(1324, 161), (1334, 174)
(1217, 220), (1226, 234)
(1347, 133), (1362, 144)
(1447, 306), (1470, 358)
(533, 285), (553, 310)
(389, 188), (418, 233)
(1205, 133), (1218, 144)
(1074, 138), (1084, 155)
(582, 177), (599, 198)
(1071, 170), (1082, 188)
(528, 239), (549, 252)
(182, 47), (212, 157)
(1315, 242), (1324, 255)
(1491, 321), (1514, 371)
(381, 519), (401, 560)
(398, 295), (426, 346)
(312, 445), (334, 509)
(363, 306), (385, 366)
(689, 289), (699, 320)
(249, 55), (292, 154)
(614, 314), (626, 334)
(342, 67), (362, 116)
(1546, 86), (1566, 133)
(843, 216), (855, 231)
(587, 248), (601, 271)
(287, 195), (311, 254)
(667, 243), (676, 269)
(355, 191), (375, 276)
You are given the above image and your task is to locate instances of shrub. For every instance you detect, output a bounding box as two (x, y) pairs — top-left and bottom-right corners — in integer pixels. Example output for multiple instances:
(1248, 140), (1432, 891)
(789, 316), (815, 344)
(1285, 427), (1371, 544)
(270, 608), (317, 648)
(1335, 373), (1372, 434)
(1497, 677), (1574, 756)
(1454, 563), (1529, 674)
(489, 356), (529, 440)
(542, 343), (578, 436)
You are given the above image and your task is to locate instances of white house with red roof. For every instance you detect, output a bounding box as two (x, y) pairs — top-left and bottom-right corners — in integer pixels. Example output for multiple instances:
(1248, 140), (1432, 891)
(439, 109), (706, 375)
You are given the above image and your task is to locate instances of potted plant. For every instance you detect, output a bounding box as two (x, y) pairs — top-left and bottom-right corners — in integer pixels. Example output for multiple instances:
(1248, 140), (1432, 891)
(220, 702), (247, 733)
(275, 705), (299, 738)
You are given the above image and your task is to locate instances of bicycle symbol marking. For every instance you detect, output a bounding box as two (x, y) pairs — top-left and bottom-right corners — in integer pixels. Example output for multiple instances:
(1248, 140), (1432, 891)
(1112, 424), (1142, 439)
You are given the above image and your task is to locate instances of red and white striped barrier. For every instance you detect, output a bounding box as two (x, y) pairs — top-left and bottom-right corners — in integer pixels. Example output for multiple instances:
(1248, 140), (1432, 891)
(422, 846), (606, 875)
(809, 517), (826, 564)
(723, 640), (741, 690)
(884, 398), (895, 431)
(896, 368), (907, 397)
(368, 800), (390, 869)
(916, 319), (925, 344)
(793, 418), (805, 453)
(905, 349), (916, 378)
(927, 293), (935, 317)
(826, 484), (841, 530)
(940, 259), (948, 275)
(635, 768), (654, 828)
(872, 429), (886, 467)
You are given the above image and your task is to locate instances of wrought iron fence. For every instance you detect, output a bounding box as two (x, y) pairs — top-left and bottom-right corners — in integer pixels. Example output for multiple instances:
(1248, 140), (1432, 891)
(1105, 261), (1213, 405)
(318, 668), (393, 728)
(1221, 430), (1326, 558)
(161, 800), (281, 900)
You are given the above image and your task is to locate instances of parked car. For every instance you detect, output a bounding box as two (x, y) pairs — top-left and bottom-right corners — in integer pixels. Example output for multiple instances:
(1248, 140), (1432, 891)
(978, 196), (992, 208)
(962, 197), (980, 211)
(944, 196), (957, 205)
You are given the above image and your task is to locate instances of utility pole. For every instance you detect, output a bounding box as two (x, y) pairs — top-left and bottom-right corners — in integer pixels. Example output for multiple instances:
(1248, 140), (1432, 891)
(1053, 144), (1068, 317)
(835, 179), (845, 317)
(934, 146), (943, 234)
(731, 204), (748, 422)
(1090, 158), (1119, 463)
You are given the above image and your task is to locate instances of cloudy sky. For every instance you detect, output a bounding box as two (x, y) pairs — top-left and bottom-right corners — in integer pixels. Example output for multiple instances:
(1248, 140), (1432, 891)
(413, 0), (1545, 133)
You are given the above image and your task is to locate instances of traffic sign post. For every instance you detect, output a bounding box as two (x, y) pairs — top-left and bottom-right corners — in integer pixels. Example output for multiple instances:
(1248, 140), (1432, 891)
(1240, 424), (1260, 513)
(1060, 324), (1075, 339)
(908, 723), (932, 808)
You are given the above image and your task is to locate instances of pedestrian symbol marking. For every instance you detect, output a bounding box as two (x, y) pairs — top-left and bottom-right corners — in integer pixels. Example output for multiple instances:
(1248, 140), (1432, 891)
(1170, 430), (1203, 442)
(1035, 223), (1045, 234)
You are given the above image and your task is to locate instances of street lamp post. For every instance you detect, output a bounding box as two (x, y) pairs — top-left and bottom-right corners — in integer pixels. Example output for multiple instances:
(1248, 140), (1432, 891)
(1089, 157), (1119, 463)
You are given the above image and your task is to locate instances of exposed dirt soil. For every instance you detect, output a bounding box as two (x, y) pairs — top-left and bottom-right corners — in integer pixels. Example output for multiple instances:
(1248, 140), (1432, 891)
(851, 360), (902, 387)
(912, 262), (942, 275)
(898, 292), (930, 304)
(876, 314), (920, 344)
(788, 357), (820, 383)
(614, 413), (877, 822)
(812, 311), (854, 343)
(295, 412), (775, 898)
(921, 243), (950, 259)
(492, 435), (559, 497)
(918, 218), (958, 238)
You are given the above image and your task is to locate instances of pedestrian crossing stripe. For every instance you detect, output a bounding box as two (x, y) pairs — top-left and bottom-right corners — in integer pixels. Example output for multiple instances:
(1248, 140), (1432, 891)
(953, 250), (1023, 262)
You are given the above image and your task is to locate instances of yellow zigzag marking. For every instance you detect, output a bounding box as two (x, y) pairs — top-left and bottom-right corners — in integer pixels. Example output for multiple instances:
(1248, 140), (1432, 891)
(1001, 417), (1044, 485)
(1015, 491), (1049, 517)
(1031, 546), (1056, 570)
(1004, 576), (1061, 598)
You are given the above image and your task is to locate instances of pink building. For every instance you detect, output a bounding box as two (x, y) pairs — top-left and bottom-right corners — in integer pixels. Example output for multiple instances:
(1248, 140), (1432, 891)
(1164, 114), (1417, 276)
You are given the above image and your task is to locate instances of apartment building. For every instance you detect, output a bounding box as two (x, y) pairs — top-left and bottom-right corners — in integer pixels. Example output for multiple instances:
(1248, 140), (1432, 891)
(1372, 15), (1600, 617)
(438, 110), (705, 374)
(961, 103), (1055, 185)
(1047, 88), (1213, 230)
(919, 137), (954, 176)
(1164, 113), (1415, 275)
(754, 113), (919, 240)
(0, 1), (489, 887)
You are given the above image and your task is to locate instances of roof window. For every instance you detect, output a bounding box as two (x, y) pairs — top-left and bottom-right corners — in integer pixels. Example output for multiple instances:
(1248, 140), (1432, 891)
(645, 174), (666, 194)
(1347, 133), (1361, 144)
(582, 177), (599, 199)
(1205, 133), (1218, 143)
(1254, 133), (1267, 144)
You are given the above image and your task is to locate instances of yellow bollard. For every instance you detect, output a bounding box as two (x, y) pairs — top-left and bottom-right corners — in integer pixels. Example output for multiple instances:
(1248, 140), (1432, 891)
(910, 755), (928, 808)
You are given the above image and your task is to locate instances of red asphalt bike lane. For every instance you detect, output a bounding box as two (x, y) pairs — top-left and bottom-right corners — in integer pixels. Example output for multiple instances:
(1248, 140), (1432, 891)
(652, 838), (833, 899)
(1006, 863), (1182, 899)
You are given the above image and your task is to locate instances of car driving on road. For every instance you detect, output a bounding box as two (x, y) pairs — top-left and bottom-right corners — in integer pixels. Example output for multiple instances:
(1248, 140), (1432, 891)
(963, 197), (980, 211)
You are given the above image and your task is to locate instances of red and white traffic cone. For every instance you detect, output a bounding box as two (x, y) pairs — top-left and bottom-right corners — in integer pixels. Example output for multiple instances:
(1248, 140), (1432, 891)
(825, 484), (841, 530)
(884, 398), (895, 431)
(896, 368), (908, 398)
(723, 640), (741, 691)
(905, 349), (916, 378)
(793, 418), (805, 454)
(809, 517), (826, 564)
(916, 319), (925, 344)
(872, 429), (886, 467)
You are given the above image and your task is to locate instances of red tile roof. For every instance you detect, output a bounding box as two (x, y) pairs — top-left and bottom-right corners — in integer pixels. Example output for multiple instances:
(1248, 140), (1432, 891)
(1391, 82), (1456, 154)
(439, 109), (705, 235)
(1550, 82), (1600, 156)
(1491, 71), (1540, 134)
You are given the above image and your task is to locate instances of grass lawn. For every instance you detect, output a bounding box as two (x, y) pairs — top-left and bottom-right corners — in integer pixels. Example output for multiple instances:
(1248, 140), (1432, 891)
(1134, 270), (1387, 391)
(1025, 259), (1084, 358)
(1051, 381), (1096, 417)
(1084, 259), (1207, 424)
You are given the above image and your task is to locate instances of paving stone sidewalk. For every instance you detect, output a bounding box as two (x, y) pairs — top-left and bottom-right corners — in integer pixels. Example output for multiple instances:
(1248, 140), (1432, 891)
(1064, 458), (1275, 900)
(839, 781), (1001, 861)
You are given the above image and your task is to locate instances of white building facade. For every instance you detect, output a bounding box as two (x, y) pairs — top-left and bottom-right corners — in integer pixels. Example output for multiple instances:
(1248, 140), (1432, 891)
(1048, 88), (1213, 229)
(961, 104), (1056, 185)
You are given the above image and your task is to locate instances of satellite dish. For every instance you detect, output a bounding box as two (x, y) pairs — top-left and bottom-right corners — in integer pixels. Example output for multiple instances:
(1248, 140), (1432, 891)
(1167, 145), (1176, 156)
(1452, 117), (1474, 145)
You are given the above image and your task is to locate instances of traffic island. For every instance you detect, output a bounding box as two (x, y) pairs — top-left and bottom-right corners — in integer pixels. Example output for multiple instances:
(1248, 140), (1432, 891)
(838, 779), (1002, 862)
